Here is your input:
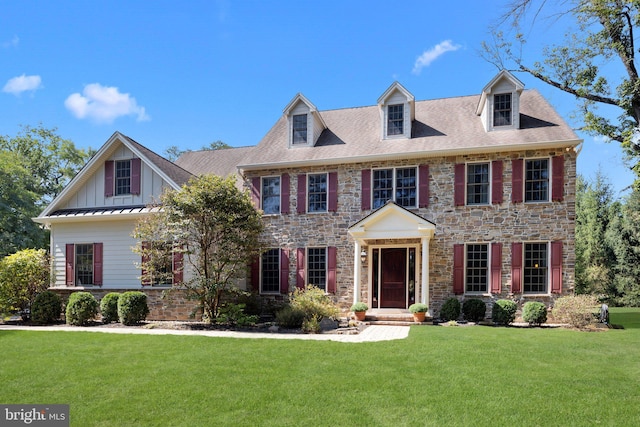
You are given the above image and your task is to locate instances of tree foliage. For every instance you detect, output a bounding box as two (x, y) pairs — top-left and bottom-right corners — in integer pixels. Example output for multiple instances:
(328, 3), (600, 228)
(164, 140), (231, 161)
(133, 175), (264, 321)
(0, 248), (50, 319)
(484, 0), (640, 177)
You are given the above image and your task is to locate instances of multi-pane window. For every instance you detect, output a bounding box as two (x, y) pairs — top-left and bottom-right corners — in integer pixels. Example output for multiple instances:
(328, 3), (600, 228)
(307, 247), (327, 290)
(466, 244), (488, 293)
(493, 93), (512, 126)
(524, 242), (548, 293)
(262, 176), (281, 214)
(115, 160), (131, 195)
(75, 244), (94, 286)
(261, 248), (280, 293)
(387, 104), (404, 136)
(292, 114), (308, 144)
(467, 163), (490, 205)
(146, 242), (173, 287)
(525, 159), (549, 202)
(373, 167), (417, 209)
(308, 173), (327, 213)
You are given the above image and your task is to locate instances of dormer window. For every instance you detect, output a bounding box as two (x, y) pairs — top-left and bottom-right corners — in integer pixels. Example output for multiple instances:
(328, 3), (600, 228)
(292, 114), (308, 144)
(387, 104), (404, 136)
(493, 93), (512, 127)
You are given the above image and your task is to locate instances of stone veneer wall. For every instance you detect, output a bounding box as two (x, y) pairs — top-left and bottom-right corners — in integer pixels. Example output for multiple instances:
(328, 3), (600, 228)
(49, 288), (200, 321)
(250, 148), (577, 318)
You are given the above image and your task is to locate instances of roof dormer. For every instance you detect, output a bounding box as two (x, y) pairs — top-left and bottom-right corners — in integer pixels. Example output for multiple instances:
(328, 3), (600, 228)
(377, 82), (415, 140)
(476, 70), (525, 132)
(283, 93), (326, 148)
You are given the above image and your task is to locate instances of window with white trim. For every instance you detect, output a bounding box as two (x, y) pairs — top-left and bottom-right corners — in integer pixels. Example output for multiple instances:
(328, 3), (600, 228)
(493, 93), (512, 127)
(524, 242), (548, 293)
(387, 104), (404, 136)
(261, 248), (280, 294)
(525, 159), (549, 202)
(261, 176), (281, 215)
(466, 244), (488, 293)
(308, 173), (327, 213)
(307, 247), (327, 290)
(372, 167), (417, 209)
(115, 160), (131, 195)
(75, 244), (94, 286)
(467, 163), (490, 205)
(292, 114), (308, 144)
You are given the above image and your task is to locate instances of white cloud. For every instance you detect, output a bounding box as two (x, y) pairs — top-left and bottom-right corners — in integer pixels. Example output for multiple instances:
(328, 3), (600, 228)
(412, 40), (462, 75)
(64, 83), (150, 123)
(2, 35), (19, 48)
(2, 74), (43, 95)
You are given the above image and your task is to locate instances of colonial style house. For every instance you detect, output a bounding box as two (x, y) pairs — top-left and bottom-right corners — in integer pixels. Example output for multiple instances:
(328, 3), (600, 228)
(35, 70), (580, 320)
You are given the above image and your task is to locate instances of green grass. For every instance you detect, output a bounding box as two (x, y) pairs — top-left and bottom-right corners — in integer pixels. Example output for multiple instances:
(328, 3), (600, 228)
(2, 309), (640, 426)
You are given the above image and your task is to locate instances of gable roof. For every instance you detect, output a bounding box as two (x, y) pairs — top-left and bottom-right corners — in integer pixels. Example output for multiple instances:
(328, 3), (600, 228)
(175, 146), (254, 189)
(238, 89), (580, 171)
(476, 69), (525, 116)
(348, 201), (436, 242)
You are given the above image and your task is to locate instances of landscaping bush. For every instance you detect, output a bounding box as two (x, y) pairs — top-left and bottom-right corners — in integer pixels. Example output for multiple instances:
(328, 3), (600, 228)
(289, 285), (340, 322)
(275, 305), (306, 328)
(439, 298), (461, 321)
(31, 291), (62, 325)
(522, 301), (548, 326)
(302, 315), (321, 334)
(552, 294), (599, 328)
(100, 293), (121, 324)
(117, 291), (150, 326)
(462, 298), (486, 322)
(66, 292), (99, 326)
(492, 299), (517, 325)
(217, 303), (259, 327)
(0, 249), (50, 320)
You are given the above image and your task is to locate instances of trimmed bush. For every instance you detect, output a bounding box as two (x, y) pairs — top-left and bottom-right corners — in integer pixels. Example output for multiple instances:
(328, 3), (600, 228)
(118, 291), (149, 326)
(440, 298), (461, 321)
(552, 295), (599, 328)
(31, 291), (62, 325)
(100, 293), (121, 324)
(66, 292), (99, 326)
(492, 299), (517, 325)
(522, 301), (548, 326)
(462, 299), (486, 322)
(275, 305), (306, 329)
(289, 285), (340, 322)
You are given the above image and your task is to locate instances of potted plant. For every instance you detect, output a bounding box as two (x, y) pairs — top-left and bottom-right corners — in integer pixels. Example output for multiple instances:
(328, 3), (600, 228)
(409, 303), (428, 322)
(350, 302), (368, 321)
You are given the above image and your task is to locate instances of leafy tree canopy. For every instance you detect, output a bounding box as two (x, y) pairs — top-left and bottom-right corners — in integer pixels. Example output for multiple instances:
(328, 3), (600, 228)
(0, 248), (50, 319)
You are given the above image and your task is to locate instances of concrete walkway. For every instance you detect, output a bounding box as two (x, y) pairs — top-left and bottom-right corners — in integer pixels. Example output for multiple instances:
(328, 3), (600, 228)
(0, 324), (410, 343)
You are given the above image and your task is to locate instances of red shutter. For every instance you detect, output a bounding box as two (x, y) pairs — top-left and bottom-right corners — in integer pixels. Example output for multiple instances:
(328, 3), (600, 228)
(104, 161), (114, 197)
(251, 256), (260, 292)
(141, 241), (151, 286)
(512, 159), (523, 203)
(328, 172), (338, 212)
(454, 164), (465, 206)
(492, 160), (503, 204)
(251, 177), (260, 209)
(491, 243), (502, 293)
(65, 244), (75, 286)
(280, 249), (290, 294)
(552, 156), (564, 202)
(511, 242), (523, 293)
(93, 243), (103, 286)
(453, 244), (464, 295)
(551, 241), (563, 293)
(361, 169), (371, 210)
(173, 249), (184, 284)
(296, 248), (305, 289)
(327, 246), (337, 294)
(297, 174), (307, 214)
(419, 164), (429, 208)
(281, 174), (290, 214)
(130, 158), (141, 195)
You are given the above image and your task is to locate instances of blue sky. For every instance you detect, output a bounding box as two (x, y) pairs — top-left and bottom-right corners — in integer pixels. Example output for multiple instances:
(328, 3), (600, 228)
(1, 0), (635, 197)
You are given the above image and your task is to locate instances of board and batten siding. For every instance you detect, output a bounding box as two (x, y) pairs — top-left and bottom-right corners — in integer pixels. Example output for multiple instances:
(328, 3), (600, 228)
(61, 144), (170, 210)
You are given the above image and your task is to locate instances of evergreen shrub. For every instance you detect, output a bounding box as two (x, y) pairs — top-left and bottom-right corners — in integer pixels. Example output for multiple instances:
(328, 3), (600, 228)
(522, 301), (548, 326)
(118, 291), (149, 326)
(440, 298), (461, 321)
(66, 292), (99, 326)
(492, 299), (517, 325)
(100, 293), (121, 324)
(31, 291), (62, 324)
(462, 298), (486, 322)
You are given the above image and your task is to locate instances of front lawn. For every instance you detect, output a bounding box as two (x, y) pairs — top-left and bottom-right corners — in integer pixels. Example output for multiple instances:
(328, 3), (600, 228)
(1, 308), (639, 426)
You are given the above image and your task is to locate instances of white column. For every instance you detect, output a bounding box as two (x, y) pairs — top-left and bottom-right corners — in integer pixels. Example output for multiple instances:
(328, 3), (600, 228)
(421, 237), (429, 306)
(353, 240), (361, 304)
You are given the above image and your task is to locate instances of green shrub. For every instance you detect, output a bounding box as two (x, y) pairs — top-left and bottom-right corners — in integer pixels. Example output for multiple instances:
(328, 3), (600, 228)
(462, 298), (486, 322)
(351, 301), (368, 312)
(552, 295), (599, 328)
(31, 291), (62, 324)
(439, 298), (461, 321)
(492, 299), (517, 325)
(217, 303), (259, 327)
(289, 285), (340, 321)
(302, 315), (321, 334)
(0, 249), (50, 320)
(275, 305), (306, 328)
(409, 303), (428, 313)
(118, 291), (149, 326)
(65, 292), (99, 326)
(100, 293), (121, 324)
(522, 301), (548, 326)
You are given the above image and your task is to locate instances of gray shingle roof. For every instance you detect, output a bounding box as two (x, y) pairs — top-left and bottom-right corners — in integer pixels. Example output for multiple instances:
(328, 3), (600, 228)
(123, 135), (193, 186)
(174, 146), (254, 178)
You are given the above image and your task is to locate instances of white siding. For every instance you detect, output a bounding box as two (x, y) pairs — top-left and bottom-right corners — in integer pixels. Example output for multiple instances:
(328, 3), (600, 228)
(382, 91), (411, 139)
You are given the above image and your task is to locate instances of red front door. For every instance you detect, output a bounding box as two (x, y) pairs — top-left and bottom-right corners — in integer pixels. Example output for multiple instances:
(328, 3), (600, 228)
(380, 248), (406, 308)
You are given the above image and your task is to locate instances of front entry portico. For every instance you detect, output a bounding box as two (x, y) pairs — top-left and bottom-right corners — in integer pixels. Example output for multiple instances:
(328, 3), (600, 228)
(348, 202), (436, 314)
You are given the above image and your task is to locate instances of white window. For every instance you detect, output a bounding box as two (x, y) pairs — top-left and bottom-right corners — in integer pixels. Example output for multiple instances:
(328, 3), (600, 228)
(467, 163), (490, 205)
(261, 248), (280, 294)
(466, 244), (488, 293)
(261, 176), (281, 214)
(115, 160), (131, 195)
(292, 114), (308, 144)
(307, 247), (327, 290)
(387, 104), (404, 136)
(308, 173), (327, 213)
(372, 167), (417, 209)
(524, 242), (548, 293)
(525, 159), (549, 202)
(75, 244), (94, 286)
(493, 93), (512, 127)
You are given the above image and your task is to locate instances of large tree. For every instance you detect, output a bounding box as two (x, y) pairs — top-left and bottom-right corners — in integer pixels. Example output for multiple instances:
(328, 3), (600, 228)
(484, 0), (640, 177)
(133, 174), (264, 321)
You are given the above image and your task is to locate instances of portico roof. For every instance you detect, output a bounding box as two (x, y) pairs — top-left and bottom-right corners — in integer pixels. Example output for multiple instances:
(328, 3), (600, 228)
(348, 201), (436, 242)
